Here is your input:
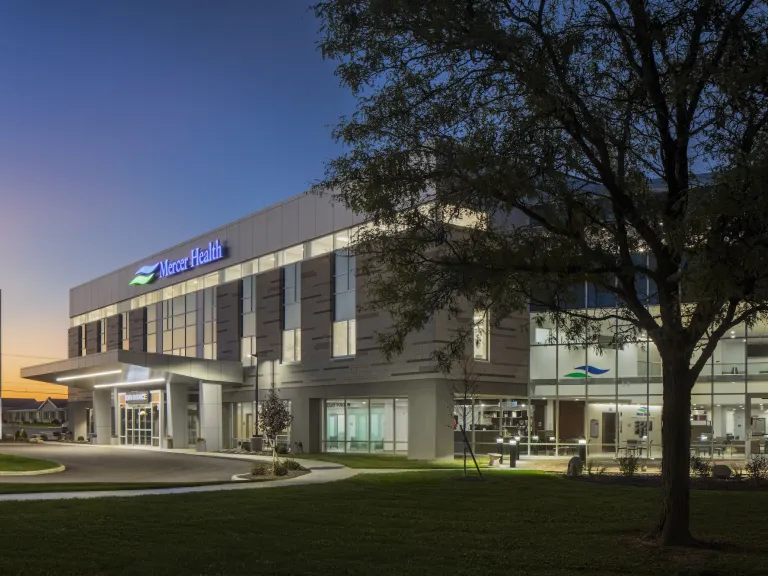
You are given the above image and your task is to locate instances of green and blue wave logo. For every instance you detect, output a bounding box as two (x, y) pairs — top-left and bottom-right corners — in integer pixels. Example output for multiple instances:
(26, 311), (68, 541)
(564, 365), (610, 378)
(130, 263), (160, 286)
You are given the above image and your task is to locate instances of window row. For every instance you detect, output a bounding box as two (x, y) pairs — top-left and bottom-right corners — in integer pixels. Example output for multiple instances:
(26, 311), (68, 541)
(324, 398), (409, 454)
(71, 226), (363, 327)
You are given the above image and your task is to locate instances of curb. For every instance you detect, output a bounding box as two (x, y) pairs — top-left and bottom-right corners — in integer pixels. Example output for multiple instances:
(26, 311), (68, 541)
(0, 467), (359, 502)
(0, 465), (66, 476)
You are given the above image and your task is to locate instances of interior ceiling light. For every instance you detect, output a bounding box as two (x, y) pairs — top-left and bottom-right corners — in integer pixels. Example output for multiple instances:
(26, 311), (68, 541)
(56, 370), (122, 382)
(93, 378), (165, 389)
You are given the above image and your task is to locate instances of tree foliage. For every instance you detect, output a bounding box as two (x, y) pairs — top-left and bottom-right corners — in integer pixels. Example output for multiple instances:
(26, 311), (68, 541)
(315, 0), (768, 545)
(261, 388), (292, 444)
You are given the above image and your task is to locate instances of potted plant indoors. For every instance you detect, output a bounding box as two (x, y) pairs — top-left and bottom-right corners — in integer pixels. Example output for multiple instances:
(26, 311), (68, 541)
(196, 438), (207, 452)
(165, 435), (173, 449)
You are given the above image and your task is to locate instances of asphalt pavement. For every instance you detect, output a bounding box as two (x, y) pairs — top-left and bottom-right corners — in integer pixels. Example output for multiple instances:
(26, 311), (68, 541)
(0, 443), (253, 483)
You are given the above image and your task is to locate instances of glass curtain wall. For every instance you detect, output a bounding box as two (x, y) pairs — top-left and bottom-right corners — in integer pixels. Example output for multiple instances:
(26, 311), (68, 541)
(223, 401), (257, 449)
(162, 293), (197, 357)
(282, 263), (301, 363)
(332, 248), (356, 357)
(203, 286), (217, 359)
(241, 276), (257, 366)
(323, 398), (408, 454)
(528, 308), (766, 460)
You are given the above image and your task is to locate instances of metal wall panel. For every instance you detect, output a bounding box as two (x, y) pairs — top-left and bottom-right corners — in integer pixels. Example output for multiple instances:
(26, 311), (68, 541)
(216, 280), (242, 361)
(280, 198), (300, 247)
(255, 269), (281, 364)
(128, 308), (147, 352)
(68, 326), (82, 359)
(106, 314), (122, 351)
(85, 321), (101, 354)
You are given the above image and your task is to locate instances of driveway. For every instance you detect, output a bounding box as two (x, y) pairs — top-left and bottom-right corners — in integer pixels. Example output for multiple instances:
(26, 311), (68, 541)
(0, 444), (252, 483)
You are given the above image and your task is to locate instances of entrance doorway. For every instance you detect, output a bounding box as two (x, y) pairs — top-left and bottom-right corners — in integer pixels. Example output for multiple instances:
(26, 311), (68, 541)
(602, 412), (617, 453)
(124, 405), (160, 446)
(119, 390), (163, 447)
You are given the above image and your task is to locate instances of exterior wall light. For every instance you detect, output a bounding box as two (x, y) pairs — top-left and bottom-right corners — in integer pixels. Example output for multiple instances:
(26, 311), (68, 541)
(57, 370), (122, 382)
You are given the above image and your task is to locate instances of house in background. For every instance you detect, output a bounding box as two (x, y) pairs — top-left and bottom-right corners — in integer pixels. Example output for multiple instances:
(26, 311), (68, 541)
(2, 398), (68, 424)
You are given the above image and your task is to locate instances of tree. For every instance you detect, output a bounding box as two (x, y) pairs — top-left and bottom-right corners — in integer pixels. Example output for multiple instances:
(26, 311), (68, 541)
(260, 387), (292, 473)
(448, 356), (483, 478)
(315, 0), (768, 546)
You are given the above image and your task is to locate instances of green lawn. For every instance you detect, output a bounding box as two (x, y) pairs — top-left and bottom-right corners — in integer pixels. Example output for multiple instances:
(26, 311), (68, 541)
(0, 471), (766, 575)
(290, 452), (492, 468)
(0, 453), (60, 472)
(0, 481), (234, 494)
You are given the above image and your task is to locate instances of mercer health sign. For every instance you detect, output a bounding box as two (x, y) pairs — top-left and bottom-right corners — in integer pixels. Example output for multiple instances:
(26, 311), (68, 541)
(130, 240), (225, 286)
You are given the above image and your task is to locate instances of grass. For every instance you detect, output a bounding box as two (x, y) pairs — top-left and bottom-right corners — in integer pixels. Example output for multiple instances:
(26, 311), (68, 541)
(0, 453), (61, 472)
(0, 471), (766, 575)
(290, 452), (492, 469)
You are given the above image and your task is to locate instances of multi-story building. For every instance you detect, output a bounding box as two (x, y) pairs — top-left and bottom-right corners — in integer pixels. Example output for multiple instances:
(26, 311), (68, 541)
(24, 189), (767, 460)
(21, 192), (528, 459)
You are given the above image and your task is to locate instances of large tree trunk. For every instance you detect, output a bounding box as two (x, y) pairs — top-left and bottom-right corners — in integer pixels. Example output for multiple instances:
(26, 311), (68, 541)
(651, 356), (696, 546)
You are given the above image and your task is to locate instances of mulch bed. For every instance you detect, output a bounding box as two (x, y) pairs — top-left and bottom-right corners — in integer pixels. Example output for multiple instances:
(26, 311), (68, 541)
(247, 469), (310, 481)
(569, 473), (768, 491)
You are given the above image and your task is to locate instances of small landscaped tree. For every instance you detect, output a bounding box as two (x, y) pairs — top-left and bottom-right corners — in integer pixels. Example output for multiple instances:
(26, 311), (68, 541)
(261, 387), (293, 473)
(448, 356), (483, 478)
(315, 0), (768, 546)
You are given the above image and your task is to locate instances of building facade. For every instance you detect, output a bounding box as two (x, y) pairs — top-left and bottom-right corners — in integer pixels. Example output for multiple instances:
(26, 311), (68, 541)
(21, 192), (528, 459)
(2, 398), (68, 425)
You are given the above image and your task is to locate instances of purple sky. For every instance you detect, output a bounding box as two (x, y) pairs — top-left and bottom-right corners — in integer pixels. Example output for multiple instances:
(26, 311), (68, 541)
(0, 0), (352, 398)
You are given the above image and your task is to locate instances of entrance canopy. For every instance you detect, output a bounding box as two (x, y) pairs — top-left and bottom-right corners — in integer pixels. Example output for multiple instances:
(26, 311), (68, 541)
(21, 350), (244, 390)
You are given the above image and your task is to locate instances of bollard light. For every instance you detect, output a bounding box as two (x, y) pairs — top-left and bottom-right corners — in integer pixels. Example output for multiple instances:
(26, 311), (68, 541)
(578, 438), (587, 463)
(508, 439), (517, 468)
(496, 437), (504, 464)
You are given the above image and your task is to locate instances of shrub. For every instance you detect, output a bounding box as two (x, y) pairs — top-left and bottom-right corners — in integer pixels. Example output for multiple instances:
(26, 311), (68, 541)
(273, 461), (289, 477)
(618, 455), (640, 477)
(15, 429), (27, 441)
(585, 459), (606, 476)
(746, 454), (768, 484)
(276, 444), (289, 455)
(29, 437), (44, 444)
(732, 463), (745, 480)
(51, 419), (60, 426)
(251, 463), (271, 476)
(282, 459), (306, 472)
(52, 431), (61, 438)
(690, 455), (712, 478)
(40, 433), (48, 441)
(76, 436), (85, 442)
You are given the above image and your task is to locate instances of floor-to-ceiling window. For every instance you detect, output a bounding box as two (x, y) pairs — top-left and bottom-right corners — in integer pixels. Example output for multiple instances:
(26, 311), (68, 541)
(162, 293), (197, 357)
(528, 297), (757, 459)
(323, 398), (408, 454)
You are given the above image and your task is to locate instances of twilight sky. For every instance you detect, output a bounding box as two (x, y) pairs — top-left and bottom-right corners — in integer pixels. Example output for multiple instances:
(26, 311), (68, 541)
(0, 0), (352, 399)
